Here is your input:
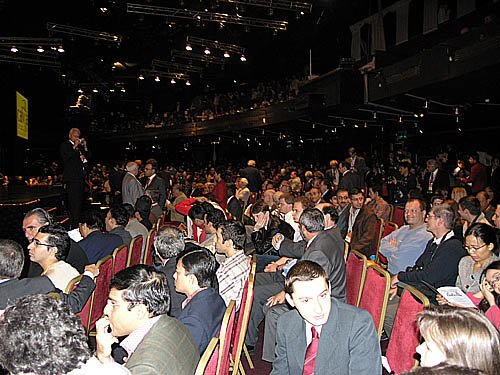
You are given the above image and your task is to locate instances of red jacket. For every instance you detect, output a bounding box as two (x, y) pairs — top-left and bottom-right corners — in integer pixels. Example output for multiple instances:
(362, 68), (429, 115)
(175, 198), (207, 242)
(466, 163), (487, 193)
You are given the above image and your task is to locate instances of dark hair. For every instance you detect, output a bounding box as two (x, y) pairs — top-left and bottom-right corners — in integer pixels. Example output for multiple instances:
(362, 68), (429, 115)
(459, 196), (482, 216)
(179, 248), (219, 290)
(135, 195), (152, 220)
(280, 193), (295, 205)
(145, 158), (158, 172)
(320, 204), (339, 224)
(407, 198), (427, 212)
(0, 294), (91, 375)
(294, 195), (315, 210)
(349, 187), (364, 198)
(219, 220), (246, 250)
(110, 264), (170, 317)
(336, 188), (349, 197)
(146, 189), (161, 204)
(251, 199), (270, 215)
(23, 207), (53, 225)
(122, 203), (135, 219)
(465, 223), (498, 255)
(38, 224), (70, 261)
(408, 188), (424, 200)
(399, 161), (411, 169)
(479, 261), (500, 313)
(78, 209), (104, 231)
(109, 205), (129, 226)
(154, 225), (185, 259)
(188, 202), (207, 221)
(284, 260), (328, 295)
(369, 184), (382, 196)
(299, 208), (325, 233)
(0, 239), (24, 279)
(431, 194), (445, 206)
(206, 208), (226, 230)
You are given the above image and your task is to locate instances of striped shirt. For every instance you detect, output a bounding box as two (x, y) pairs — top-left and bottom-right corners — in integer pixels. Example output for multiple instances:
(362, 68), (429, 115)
(216, 250), (251, 310)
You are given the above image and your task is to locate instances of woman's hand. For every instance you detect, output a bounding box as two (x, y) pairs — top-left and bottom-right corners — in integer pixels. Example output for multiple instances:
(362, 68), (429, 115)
(480, 279), (496, 307)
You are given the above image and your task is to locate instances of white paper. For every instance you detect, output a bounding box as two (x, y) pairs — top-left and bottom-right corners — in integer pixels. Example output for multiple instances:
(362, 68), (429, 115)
(437, 286), (476, 308)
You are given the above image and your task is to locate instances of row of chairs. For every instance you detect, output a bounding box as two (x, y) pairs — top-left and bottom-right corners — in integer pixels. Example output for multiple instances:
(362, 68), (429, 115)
(346, 249), (429, 374)
(196, 257), (257, 375)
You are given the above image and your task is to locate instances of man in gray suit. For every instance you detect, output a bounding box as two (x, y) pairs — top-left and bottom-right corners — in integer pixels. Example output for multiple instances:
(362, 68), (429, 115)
(122, 162), (144, 206)
(272, 260), (381, 375)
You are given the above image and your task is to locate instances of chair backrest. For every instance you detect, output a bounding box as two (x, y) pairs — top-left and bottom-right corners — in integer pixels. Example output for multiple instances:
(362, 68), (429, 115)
(388, 203), (395, 222)
(142, 229), (156, 265)
(230, 257), (256, 375)
(374, 217), (385, 261)
(358, 263), (391, 338)
(127, 235), (143, 267)
(392, 206), (405, 227)
(195, 337), (219, 375)
(155, 216), (162, 231)
(112, 244), (128, 276)
(386, 286), (430, 374)
(343, 240), (350, 262)
(382, 222), (399, 239)
(65, 274), (83, 294)
(88, 255), (113, 332)
(217, 300), (236, 375)
(346, 250), (368, 307)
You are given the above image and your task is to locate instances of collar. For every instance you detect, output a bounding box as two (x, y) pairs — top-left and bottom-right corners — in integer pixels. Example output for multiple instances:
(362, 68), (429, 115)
(149, 174), (156, 180)
(121, 315), (161, 358)
(41, 261), (60, 276)
(182, 287), (207, 309)
(69, 140), (75, 145)
(433, 230), (453, 245)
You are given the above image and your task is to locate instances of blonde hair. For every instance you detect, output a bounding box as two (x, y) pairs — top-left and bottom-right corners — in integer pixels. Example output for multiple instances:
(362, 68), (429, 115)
(417, 306), (500, 375)
(452, 187), (467, 204)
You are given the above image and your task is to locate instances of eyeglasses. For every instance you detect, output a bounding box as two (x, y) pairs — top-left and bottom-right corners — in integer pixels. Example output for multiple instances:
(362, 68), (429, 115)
(106, 299), (139, 309)
(32, 238), (52, 247)
(464, 244), (488, 253)
(487, 273), (500, 289)
(426, 214), (437, 220)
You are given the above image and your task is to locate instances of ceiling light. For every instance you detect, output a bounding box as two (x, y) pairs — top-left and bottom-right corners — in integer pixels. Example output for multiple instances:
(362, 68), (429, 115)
(110, 89), (115, 92)
(155, 76), (160, 82)
(139, 74), (144, 80)
(100, 7), (108, 13)
(57, 46), (65, 53)
(224, 51), (230, 58)
(77, 88), (83, 93)
(185, 80), (191, 86)
(10, 46), (18, 53)
(37, 46), (44, 53)
(93, 88), (98, 93)
(240, 54), (246, 62)
(171, 78), (176, 84)
(121, 88), (126, 92)
(204, 47), (210, 55)
(185, 43), (192, 51)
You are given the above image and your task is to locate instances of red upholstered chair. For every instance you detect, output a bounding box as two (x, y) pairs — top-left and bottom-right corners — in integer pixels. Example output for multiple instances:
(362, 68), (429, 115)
(163, 221), (184, 228)
(374, 217), (385, 261)
(127, 235), (143, 267)
(358, 263), (391, 338)
(217, 300), (236, 375)
(392, 206), (405, 228)
(376, 222), (399, 264)
(230, 256), (257, 375)
(196, 337), (219, 375)
(88, 255), (113, 334)
(346, 250), (368, 307)
(142, 229), (156, 265)
(112, 244), (128, 276)
(386, 286), (430, 374)
(343, 240), (350, 262)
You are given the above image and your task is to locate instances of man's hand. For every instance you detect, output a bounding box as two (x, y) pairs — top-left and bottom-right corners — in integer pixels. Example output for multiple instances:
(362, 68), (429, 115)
(72, 138), (80, 149)
(96, 317), (118, 364)
(254, 215), (267, 231)
(266, 291), (286, 307)
(84, 264), (99, 277)
(264, 263), (278, 273)
(389, 238), (397, 247)
(272, 233), (284, 249)
(389, 274), (399, 300)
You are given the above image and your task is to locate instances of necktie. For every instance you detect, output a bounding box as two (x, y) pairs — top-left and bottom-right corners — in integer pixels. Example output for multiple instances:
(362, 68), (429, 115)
(303, 326), (319, 375)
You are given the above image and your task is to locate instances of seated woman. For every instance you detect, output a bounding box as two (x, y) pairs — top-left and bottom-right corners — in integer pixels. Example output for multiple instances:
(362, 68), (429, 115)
(416, 306), (500, 375)
(174, 247), (226, 355)
(456, 223), (500, 293)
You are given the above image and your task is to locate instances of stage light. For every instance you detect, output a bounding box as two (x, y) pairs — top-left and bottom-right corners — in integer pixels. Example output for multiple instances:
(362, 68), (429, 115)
(93, 88), (98, 93)
(204, 47), (211, 55)
(185, 43), (192, 51)
(77, 88), (83, 93)
(100, 7), (108, 13)
(121, 87), (126, 92)
(155, 76), (160, 82)
(10, 46), (18, 52)
(37, 46), (44, 53)
(171, 78), (176, 84)
(139, 74), (145, 80)
(224, 51), (230, 58)
(57, 45), (65, 52)
(240, 54), (246, 62)
(398, 115), (403, 123)
(109, 89), (115, 92)
(185, 80), (191, 86)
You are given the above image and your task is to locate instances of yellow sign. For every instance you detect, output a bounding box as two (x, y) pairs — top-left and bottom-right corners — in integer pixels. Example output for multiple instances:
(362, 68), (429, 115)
(16, 91), (28, 140)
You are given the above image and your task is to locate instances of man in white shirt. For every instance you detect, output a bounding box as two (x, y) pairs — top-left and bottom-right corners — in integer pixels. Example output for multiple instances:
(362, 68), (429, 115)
(278, 193), (301, 242)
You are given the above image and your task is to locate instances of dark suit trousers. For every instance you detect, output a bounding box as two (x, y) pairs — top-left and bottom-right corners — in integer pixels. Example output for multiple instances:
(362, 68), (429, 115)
(245, 271), (285, 347)
(263, 303), (290, 362)
(66, 179), (84, 228)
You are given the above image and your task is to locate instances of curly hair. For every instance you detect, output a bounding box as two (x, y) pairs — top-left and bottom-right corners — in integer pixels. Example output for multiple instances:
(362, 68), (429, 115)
(0, 294), (91, 375)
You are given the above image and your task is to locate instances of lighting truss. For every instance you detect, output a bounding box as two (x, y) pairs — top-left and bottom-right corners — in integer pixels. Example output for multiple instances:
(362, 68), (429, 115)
(0, 37), (63, 46)
(220, 0), (312, 13)
(78, 83), (109, 88)
(0, 38), (62, 68)
(171, 49), (225, 65)
(141, 69), (189, 80)
(127, 3), (288, 30)
(0, 53), (60, 68)
(46, 23), (122, 44)
(152, 59), (204, 73)
(186, 36), (245, 54)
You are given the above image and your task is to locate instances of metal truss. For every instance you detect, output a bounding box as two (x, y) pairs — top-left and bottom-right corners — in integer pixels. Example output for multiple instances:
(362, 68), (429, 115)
(220, 0), (312, 13)
(152, 59), (204, 73)
(46, 23), (122, 44)
(0, 53), (60, 68)
(0, 37), (63, 46)
(141, 69), (190, 80)
(127, 3), (288, 30)
(171, 49), (225, 65)
(0, 41), (61, 68)
(186, 36), (244, 54)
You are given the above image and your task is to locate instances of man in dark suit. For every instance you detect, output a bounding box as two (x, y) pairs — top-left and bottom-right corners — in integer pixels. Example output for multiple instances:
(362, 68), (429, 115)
(60, 128), (90, 228)
(240, 159), (263, 193)
(338, 161), (361, 193)
(154, 225), (187, 318)
(319, 179), (334, 204)
(175, 248), (226, 354)
(272, 260), (381, 374)
(143, 158), (167, 209)
(96, 265), (199, 374)
(0, 239), (97, 312)
(341, 188), (378, 257)
(105, 205), (133, 248)
(109, 161), (126, 204)
(422, 159), (450, 200)
(346, 147), (368, 187)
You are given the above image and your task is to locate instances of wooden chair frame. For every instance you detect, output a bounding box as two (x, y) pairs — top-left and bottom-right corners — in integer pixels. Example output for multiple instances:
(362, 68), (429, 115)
(86, 255), (112, 336)
(343, 240), (350, 262)
(127, 235), (143, 267)
(195, 337), (219, 375)
(217, 300), (236, 375)
(142, 229), (156, 265)
(65, 274), (83, 294)
(376, 221), (399, 264)
(111, 244), (128, 275)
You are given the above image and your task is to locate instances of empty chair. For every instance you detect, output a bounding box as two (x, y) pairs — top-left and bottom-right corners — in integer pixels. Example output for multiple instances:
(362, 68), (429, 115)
(127, 235), (143, 267)
(112, 244), (128, 276)
(346, 250), (368, 307)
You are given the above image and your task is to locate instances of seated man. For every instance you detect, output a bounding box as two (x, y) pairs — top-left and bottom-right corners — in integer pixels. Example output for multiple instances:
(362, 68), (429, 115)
(78, 209), (123, 264)
(0, 239), (97, 312)
(28, 224), (80, 291)
(154, 225), (187, 318)
(105, 205), (133, 248)
(366, 183), (391, 224)
(0, 294), (129, 374)
(379, 198), (433, 276)
(174, 248), (226, 355)
(176, 197), (211, 242)
(23, 207), (89, 275)
(335, 188), (351, 233)
(134, 195), (153, 231)
(215, 220), (251, 310)
(123, 203), (148, 258)
(278, 193), (301, 242)
(459, 196), (491, 240)
(96, 264), (199, 373)
(477, 190), (495, 224)
(272, 260), (381, 374)
(340, 188), (378, 257)
(200, 206), (226, 259)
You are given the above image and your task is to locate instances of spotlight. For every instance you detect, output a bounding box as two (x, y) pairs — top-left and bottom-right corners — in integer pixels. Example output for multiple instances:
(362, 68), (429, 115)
(262, 117), (266, 124)
(171, 78), (176, 84)
(398, 115), (403, 123)
(185, 43), (192, 51)
(139, 74), (145, 80)
(100, 7), (108, 13)
(121, 87), (126, 92)
(240, 54), (246, 62)
(109, 89), (115, 92)
(57, 46), (65, 53)
(224, 51), (230, 58)
(372, 112), (377, 119)
(93, 88), (98, 93)
(10, 46), (18, 53)
(185, 80), (191, 86)
(454, 106), (460, 116)
(155, 76), (160, 82)
(37, 46), (44, 53)
(204, 47), (211, 55)
(77, 88), (83, 93)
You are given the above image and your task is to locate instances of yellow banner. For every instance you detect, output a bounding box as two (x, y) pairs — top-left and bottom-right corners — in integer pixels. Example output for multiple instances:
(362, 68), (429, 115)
(16, 91), (28, 140)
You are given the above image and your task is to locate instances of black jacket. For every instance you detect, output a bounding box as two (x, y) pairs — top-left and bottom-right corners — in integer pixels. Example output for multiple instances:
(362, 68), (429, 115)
(251, 215), (294, 256)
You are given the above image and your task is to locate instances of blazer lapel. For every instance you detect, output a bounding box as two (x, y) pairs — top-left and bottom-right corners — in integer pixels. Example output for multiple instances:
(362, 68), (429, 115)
(315, 299), (340, 375)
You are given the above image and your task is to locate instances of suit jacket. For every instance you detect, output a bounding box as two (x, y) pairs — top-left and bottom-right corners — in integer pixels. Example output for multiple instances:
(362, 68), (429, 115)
(341, 206), (378, 257)
(167, 193), (188, 223)
(160, 259), (185, 318)
(423, 169), (450, 196)
(122, 172), (145, 206)
(125, 314), (199, 375)
(0, 274), (95, 313)
(109, 168), (126, 194)
(144, 175), (167, 208)
(468, 162), (487, 193)
(78, 230), (123, 264)
(110, 226), (133, 248)
(240, 166), (262, 193)
(251, 216), (295, 256)
(338, 171), (361, 193)
(272, 297), (382, 375)
(60, 140), (89, 182)
(177, 288), (226, 355)
(227, 195), (243, 222)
